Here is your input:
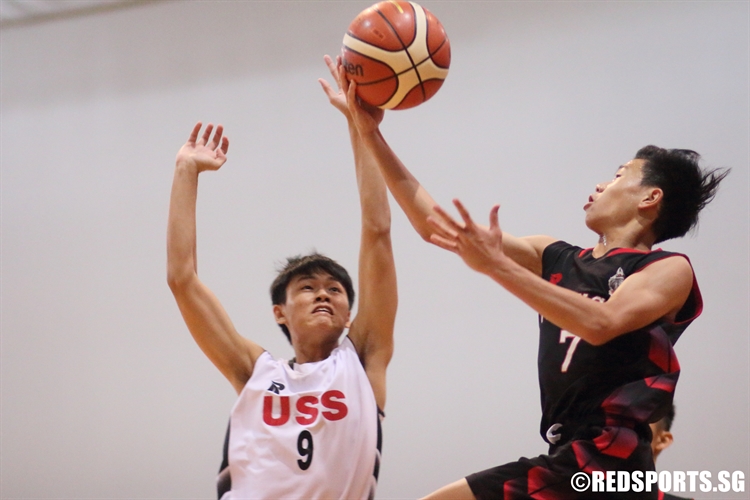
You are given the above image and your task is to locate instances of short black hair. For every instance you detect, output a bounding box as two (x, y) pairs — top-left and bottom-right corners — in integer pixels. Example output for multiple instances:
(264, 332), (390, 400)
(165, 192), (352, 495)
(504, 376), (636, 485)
(635, 145), (729, 243)
(654, 403), (676, 432)
(270, 253), (355, 344)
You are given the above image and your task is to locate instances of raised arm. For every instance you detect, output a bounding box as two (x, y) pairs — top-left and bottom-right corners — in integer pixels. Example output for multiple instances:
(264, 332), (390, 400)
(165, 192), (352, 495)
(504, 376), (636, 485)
(344, 82), (554, 275)
(167, 123), (264, 394)
(320, 57), (397, 410)
(431, 200), (694, 346)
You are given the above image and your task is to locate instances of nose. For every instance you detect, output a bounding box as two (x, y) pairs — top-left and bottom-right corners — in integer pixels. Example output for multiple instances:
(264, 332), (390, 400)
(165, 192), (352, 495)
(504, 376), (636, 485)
(314, 289), (330, 302)
(595, 182), (607, 193)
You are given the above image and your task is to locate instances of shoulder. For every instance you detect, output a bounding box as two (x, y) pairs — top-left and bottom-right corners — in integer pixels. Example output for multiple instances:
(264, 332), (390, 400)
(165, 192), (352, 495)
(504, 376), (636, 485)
(606, 250), (694, 289)
(244, 350), (283, 381)
(542, 240), (581, 258)
(629, 251), (694, 282)
(541, 240), (581, 273)
(337, 336), (363, 363)
(613, 247), (691, 270)
(615, 253), (700, 323)
(501, 234), (558, 275)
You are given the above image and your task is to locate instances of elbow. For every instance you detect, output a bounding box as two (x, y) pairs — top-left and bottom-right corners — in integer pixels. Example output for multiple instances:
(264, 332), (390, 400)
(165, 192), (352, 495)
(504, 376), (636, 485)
(579, 318), (620, 346)
(363, 214), (392, 237)
(585, 333), (611, 347)
(372, 221), (392, 236)
(167, 266), (195, 293)
(166, 273), (183, 293)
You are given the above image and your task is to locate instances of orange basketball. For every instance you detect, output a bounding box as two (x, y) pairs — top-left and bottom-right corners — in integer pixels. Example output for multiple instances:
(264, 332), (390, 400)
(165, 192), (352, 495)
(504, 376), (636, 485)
(341, 1), (450, 110)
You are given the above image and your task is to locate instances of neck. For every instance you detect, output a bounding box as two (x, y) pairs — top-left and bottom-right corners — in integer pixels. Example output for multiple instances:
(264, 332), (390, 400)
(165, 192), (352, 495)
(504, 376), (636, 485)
(592, 224), (656, 258)
(292, 335), (339, 364)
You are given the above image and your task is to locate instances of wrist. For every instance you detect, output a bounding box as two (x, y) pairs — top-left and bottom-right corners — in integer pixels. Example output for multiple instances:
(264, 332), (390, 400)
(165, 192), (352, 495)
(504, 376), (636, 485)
(486, 252), (516, 280)
(357, 127), (381, 145)
(174, 157), (200, 175)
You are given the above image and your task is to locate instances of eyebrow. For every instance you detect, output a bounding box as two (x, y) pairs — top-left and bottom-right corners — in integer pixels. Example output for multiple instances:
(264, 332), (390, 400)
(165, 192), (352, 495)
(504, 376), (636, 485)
(293, 273), (338, 284)
(290, 274), (315, 284)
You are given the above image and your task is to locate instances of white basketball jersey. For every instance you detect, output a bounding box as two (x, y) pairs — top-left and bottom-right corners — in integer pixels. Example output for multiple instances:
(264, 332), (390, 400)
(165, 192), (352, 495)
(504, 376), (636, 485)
(220, 336), (382, 500)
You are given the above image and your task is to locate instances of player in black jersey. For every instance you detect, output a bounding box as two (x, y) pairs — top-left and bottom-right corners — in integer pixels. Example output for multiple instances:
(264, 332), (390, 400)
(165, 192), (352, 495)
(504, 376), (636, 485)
(337, 74), (728, 499)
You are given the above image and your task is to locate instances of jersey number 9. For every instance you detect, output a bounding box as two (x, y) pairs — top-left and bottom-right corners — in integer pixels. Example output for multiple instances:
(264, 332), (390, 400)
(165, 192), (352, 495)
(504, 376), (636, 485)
(297, 430), (314, 470)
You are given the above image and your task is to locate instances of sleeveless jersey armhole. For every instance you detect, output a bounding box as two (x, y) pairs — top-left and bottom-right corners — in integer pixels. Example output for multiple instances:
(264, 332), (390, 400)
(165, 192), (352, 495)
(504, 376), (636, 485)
(631, 254), (704, 325)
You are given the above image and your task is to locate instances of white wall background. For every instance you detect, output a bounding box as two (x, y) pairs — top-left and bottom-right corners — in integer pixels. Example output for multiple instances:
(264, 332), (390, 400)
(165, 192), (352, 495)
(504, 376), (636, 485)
(1, 1), (747, 498)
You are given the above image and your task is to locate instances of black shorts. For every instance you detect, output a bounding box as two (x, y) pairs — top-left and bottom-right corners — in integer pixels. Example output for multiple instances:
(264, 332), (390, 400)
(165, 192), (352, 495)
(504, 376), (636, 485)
(466, 426), (658, 500)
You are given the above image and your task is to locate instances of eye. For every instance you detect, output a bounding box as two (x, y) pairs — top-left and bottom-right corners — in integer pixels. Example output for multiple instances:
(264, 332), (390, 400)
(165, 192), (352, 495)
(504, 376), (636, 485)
(301, 285), (313, 291)
(329, 286), (341, 293)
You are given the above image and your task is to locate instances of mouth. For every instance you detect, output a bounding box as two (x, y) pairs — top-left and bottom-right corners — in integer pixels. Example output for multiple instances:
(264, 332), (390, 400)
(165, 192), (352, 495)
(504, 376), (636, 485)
(583, 195), (594, 210)
(312, 306), (333, 315)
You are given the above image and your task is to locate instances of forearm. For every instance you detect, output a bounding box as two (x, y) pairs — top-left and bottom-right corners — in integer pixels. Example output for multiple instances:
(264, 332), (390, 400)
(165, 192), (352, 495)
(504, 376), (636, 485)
(167, 160), (200, 287)
(351, 123), (391, 234)
(486, 256), (620, 345)
(350, 121), (397, 370)
(359, 129), (437, 241)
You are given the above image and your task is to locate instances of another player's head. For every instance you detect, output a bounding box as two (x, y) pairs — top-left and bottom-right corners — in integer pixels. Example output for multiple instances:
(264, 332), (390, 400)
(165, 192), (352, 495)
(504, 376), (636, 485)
(270, 253), (355, 345)
(635, 146), (729, 243)
(650, 403), (676, 462)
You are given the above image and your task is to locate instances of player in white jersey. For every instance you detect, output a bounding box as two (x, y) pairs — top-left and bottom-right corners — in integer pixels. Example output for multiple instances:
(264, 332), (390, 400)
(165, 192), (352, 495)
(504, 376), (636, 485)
(167, 56), (396, 499)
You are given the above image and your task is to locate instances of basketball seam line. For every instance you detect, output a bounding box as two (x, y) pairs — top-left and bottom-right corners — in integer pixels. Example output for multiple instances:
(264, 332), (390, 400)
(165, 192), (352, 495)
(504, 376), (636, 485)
(342, 46), (443, 86)
(375, 3), (425, 101)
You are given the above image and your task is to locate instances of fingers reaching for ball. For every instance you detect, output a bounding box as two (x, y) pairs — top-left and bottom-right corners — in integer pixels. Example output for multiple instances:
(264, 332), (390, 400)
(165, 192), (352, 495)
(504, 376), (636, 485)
(319, 55), (352, 117)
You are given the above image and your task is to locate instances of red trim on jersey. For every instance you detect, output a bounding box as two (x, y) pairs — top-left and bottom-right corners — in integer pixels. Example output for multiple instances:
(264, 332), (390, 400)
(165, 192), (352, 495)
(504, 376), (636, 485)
(577, 247), (663, 258)
(607, 247), (663, 257)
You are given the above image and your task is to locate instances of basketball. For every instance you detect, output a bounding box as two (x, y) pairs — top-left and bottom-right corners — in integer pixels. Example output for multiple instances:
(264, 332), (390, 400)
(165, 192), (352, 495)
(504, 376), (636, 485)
(341, 1), (450, 110)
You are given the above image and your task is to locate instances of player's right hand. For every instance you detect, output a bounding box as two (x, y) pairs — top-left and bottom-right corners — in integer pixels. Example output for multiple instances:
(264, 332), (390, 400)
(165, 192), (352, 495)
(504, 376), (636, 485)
(320, 55), (384, 129)
(176, 122), (229, 173)
(319, 54), (350, 117)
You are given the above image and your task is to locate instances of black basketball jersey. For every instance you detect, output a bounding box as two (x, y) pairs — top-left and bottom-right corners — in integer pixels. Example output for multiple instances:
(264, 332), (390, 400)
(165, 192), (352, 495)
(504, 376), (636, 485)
(538, 241), (702, 449)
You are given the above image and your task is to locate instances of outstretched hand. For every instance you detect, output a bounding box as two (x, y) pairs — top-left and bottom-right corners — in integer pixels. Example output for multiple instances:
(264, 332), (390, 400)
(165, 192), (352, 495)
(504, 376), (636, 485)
(429, 200), (506, 275)
(318, 54), (384, 129)
(176, 122), (229, 173)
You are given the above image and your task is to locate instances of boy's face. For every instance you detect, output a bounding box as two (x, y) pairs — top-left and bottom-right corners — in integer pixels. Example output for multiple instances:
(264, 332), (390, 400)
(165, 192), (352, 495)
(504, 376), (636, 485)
(273, 272), (351, 346)
(584, 159), (656, 233)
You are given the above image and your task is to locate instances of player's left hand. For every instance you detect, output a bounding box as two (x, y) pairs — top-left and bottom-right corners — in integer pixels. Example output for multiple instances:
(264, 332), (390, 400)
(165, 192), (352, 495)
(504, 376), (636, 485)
(429, 199), (506, 275)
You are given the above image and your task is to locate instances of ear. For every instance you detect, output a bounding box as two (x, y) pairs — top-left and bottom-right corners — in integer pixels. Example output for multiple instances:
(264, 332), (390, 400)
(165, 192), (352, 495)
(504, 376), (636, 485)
(344, 310), (352, 329)
(653, 429), (674, 455)
(639, 187), (663, 210)
(273, 304), (287, 326)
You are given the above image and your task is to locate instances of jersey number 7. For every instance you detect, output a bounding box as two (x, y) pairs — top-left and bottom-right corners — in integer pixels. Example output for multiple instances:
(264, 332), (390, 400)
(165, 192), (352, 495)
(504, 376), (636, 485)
(559, 330), (581, 373)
